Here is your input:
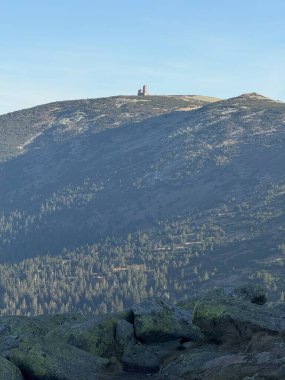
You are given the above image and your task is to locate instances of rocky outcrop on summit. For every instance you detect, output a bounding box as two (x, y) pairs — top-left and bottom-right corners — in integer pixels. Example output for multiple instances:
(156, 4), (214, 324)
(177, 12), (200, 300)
(1, 284), (285, 379)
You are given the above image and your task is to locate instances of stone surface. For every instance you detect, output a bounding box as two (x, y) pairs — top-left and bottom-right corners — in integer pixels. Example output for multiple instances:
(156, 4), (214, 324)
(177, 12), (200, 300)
(115, 319), (136, 351)
(205, 284), (267, 305)
(246, 331), (285, 354)
(192, 297), (285, 346)
(9, 341), (109, 380)
(160, 348), (285, 380)
(160, 347), (229, 378)
(200, 353), (285, 380)
(0, 313), (84, 357)
(0, 286), (284, 380)
(132, 298), (202, 344)
(122, 341), (180, 373)
(0, 356), (24, 380)
(46, 314), (118, 357)
(0, 316), (47, 356)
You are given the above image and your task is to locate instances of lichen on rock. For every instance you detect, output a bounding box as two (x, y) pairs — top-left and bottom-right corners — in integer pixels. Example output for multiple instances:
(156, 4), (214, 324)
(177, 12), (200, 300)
(9, 341), (109, 380)
(45, 314), (118, 357)
(131, 298), (203, 343)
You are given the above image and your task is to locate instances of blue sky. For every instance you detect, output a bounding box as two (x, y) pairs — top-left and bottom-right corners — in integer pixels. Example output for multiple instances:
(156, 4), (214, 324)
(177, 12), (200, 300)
(0, 0), (284, 114)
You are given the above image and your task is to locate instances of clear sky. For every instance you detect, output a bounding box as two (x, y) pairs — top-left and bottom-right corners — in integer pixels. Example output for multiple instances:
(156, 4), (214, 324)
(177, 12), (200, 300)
(0, 0), (284, 114)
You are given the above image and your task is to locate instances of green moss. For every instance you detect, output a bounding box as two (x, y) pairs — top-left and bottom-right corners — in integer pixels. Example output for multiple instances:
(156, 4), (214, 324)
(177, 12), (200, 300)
(2, 316), (47, 337)
(46, 315), (118, 357)
(0, 356), (24, 380)
(11, 343), (53, 377)
(193, 302), (227, 320)
(10, 341), (109, 380)
(177, 299), (199, 312)
(75, 316), (117, 356)
(137, 308), (180, 335)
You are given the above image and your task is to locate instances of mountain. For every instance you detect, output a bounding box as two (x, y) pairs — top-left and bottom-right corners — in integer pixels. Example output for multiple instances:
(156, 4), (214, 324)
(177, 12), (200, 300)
(0, 92), (284, 316)
(0, 94), (220, 259)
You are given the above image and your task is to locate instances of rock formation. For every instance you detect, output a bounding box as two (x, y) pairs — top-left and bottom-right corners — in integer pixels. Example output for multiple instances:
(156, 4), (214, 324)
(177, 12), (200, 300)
(0, 284), (285, 379)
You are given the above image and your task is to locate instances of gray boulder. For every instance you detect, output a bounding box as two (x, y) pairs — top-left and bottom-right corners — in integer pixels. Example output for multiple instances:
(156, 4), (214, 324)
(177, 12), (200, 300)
(160, 347), (233, 379)
(192, 296), (285, 346)
(0, 356), (24, 380)
(208, 284), (267, 305)
(246, 331), (285, 354)
(0, 314), (84, 357)
(199, 352), (285, 380)
(132, 298), (202, 343)
(0, 316), (48, 356)
(115, 319), (136, 351)
(122, 340), (180, 373)
(46, 314), (118, 357)
(9, 341), (109, 380)
(160, 348), (285, 380)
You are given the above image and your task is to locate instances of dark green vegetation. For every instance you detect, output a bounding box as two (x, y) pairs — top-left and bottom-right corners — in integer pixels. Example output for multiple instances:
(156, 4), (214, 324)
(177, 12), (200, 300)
(0, 93), (284, 315)
(1, 285), (285, 379)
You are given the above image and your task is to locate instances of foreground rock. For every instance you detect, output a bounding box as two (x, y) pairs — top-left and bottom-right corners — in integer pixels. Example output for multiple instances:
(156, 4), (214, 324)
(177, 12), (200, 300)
(131, 298), (202, 343)
(0, 284), (285, 379)
(192, 295), (285, 347)
(0, 313), (84, 357)
(9, 341), (109, 380)
(0, 316), (48, 357)
(160, 348), (285, 380)
(122, 341), (180, 372)
(0, 356), (24, 380)
(115, 319), (136, 353)
(160, 347), (242, 378)
(45, 314), (118, 357)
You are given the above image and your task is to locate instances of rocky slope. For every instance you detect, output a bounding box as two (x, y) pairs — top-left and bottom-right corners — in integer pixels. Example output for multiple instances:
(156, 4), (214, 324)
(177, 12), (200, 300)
(1, 285), (285, 379)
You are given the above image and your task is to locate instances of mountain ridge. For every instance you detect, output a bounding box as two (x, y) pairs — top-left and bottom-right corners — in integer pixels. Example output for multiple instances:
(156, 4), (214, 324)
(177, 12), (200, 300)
(1, 92), (281, 164)
(0, 95), (219, 163)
